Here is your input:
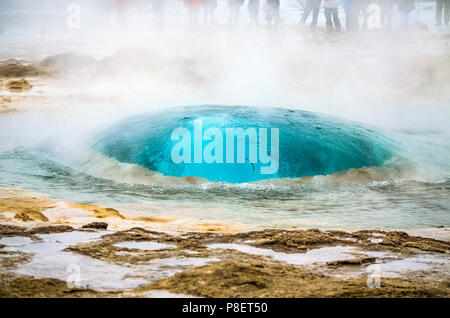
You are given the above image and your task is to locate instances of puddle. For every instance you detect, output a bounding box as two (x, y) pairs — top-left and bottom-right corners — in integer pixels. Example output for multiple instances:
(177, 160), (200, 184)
(363, 250), (396, 258)
(2, 231), (108, 254)
(184, 250), (200, 255)
(0, 236), (33, 247)
(370, 239), (383, 243)
(342, 237), (358, 242)
(114, 241), (175, 251)
(208, 244), (358, 266)
(369, 256), (447, 277)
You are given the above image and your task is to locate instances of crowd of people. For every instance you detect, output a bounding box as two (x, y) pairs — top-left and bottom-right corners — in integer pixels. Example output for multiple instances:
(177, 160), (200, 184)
(114, 0), (449, 31)
(298, 0), (417, 32)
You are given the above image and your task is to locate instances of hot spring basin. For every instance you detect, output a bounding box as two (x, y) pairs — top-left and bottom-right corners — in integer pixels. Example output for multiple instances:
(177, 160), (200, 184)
(92, 106), (395, 183)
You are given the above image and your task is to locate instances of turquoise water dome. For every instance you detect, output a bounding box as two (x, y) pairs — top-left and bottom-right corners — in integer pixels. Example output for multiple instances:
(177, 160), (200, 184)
(92, 106), (395, 183)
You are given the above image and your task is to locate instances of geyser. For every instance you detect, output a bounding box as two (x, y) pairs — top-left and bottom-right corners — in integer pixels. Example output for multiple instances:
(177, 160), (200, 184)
(92, 105), (396, 183)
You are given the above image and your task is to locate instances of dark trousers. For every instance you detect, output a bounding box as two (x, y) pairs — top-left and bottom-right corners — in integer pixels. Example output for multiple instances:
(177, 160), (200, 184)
(324, 8), (341, 31)
(436, 0), (450, 25)
(300, 0), (321, 27)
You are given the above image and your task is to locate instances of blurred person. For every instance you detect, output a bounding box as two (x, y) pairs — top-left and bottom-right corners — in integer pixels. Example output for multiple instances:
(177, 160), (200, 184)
(228, 0), (244, 25)
(323, 0), (341, 32)
(186, 0), (201, 25)
(116, 0), (130, 24)
(248, 0), (260, 25)
(299, 0), (321, 30)
(436, 0), (450, 26)
(398, 0), (415, 29)
(202, 0), (217, 24)
(358, 0), (372, 31)
(343, 0), (358, 31)
(379, 0), (394, 30)
(151, 0), (165, 28)
(265, 0), (281, 26)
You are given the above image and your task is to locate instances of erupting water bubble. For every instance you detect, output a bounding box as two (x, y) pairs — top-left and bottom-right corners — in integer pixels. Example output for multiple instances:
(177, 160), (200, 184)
(92, 106), (396, 183)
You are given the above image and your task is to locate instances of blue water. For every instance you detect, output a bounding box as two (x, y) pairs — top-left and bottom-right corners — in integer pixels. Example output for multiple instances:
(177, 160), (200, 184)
(92, 106), (396, 183)
(0, 105), (448, 230)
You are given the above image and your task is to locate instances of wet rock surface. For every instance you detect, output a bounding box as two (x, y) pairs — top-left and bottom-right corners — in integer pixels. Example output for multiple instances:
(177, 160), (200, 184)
(0, 224), (448, 298)
(0, 196), (56, 222)
(5, 79), (32, 92)
(67, 203), (125, 219)
(0, 61), (43, 78)
(0, 224), (73, 237)
(0, 191), (448, 298)
(143, 259), (449, 298)
(82, 222), (108, 230)
(0, 274), (111, 298)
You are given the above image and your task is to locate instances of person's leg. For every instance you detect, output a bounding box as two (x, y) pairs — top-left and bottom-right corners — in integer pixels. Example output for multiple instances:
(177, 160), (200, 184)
(311, 0), (320, 27)
(344, 1), (354, 31)
(380, 1), (386, 28)
(192, 6), (200, 26)
(300, 0), (314, 24)
(209, 5), (216, 24)
(228, 2), (234, 25)
(204, 6), (210, 24)
(253, 0), (260, 24)
(325, 8), (333, 31)
(273, 1), (280, 25)
(189, 7), (194, 25)
(266, 2), (274, 25)
(350, 0), (361, 31)
(332, 8), (341, 31)
(361, 0), (369, 31)
(400, 11), (409, 29)
(155, 4), (163, 29)
(235, 5), (241, 25)
(444, 0), (450, 25)
(436, 0), (443, 25)
(385, 1), (393, 30)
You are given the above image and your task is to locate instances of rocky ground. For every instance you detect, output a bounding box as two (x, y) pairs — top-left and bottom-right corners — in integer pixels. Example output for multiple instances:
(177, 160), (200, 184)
(0, 188), (448, 298)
